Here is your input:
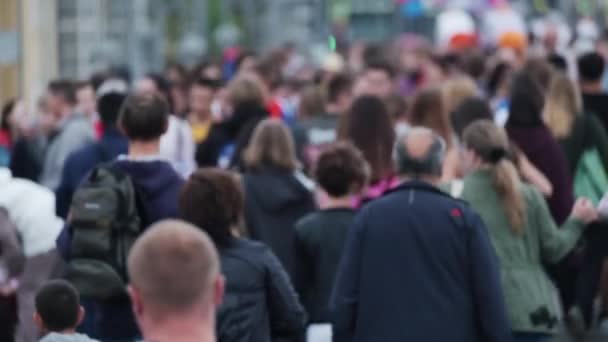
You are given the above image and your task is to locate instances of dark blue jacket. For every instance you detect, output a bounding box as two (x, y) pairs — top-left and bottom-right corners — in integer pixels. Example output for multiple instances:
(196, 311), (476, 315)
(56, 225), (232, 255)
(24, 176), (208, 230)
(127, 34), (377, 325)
(55, 128), (128, 218)
(330, 181), (512, 342)
(56, 159), (184, 341)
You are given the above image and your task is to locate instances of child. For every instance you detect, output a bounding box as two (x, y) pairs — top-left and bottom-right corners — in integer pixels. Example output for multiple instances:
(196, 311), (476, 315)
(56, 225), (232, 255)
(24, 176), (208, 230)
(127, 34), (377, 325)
(34, 280), (98, 342)
(295, 142), (369, 328)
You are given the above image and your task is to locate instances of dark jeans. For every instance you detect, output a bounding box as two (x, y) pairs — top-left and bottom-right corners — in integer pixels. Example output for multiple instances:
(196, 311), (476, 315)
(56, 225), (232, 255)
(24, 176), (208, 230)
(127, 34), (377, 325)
(575, 221), (608, 326)
(513, 332), (552, 342)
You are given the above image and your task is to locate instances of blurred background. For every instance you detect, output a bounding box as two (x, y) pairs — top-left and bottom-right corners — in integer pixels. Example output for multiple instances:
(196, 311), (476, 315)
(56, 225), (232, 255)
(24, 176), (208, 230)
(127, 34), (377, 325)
(0, 0), (607, 109)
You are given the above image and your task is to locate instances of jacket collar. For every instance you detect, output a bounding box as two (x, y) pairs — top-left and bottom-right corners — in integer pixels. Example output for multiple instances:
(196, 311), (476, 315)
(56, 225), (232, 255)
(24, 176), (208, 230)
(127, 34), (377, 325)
(385, 179), (447, 197)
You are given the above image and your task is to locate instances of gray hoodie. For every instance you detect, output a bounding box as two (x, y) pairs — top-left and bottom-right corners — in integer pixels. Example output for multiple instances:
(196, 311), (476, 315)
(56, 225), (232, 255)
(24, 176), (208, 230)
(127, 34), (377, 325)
(39, 332), (99, 342)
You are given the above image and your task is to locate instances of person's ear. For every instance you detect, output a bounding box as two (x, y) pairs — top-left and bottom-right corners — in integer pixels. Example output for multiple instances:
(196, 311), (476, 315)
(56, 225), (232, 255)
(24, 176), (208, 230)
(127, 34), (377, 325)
(214, 275), (225, 307)
(33, 312), (46, 332)
(161, 117), (169, 135)
(128, 285), (144, 317)
(77, 306), (85, 327)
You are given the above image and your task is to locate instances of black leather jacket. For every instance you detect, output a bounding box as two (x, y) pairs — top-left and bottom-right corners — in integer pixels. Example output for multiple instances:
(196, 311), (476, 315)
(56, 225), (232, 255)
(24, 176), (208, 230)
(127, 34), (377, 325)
(217, 238), (306, 342)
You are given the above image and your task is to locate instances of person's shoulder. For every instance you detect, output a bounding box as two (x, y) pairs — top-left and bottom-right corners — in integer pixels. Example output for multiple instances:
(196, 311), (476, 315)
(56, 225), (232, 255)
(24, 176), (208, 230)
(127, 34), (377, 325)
(295, 210), (324, 233)
(224, 238), (275, 266)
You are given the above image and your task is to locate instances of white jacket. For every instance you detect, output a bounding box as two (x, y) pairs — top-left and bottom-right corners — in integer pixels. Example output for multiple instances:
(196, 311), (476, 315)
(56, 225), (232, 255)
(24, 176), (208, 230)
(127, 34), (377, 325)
(160, 115), (196, 178)
(0, 168), (63, 257)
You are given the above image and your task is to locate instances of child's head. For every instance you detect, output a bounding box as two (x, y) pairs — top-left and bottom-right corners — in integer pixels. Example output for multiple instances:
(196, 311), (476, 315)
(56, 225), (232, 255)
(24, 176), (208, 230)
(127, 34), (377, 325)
(34, 280), (84, 333)
(315, 142), (369, 199)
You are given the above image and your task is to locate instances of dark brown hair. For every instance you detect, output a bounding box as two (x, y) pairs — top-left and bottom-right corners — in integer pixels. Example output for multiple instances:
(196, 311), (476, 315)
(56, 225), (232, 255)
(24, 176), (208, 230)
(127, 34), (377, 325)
(179, 169), (243, 247)
(338, 95), (395, 183)
(119, 92), (169, 141)
(315, 142), (370, 197)
(409, 87), (453, 147)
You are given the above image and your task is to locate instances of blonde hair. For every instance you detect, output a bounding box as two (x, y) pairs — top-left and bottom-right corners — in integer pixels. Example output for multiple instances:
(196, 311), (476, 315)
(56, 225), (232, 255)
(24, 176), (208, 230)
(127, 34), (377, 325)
(244, 119), (298, 172)
(463, 120), (526, 234)
(442, 76), (478, 115)
(543, 73), (582, 139)
(226, 74), (265, 107)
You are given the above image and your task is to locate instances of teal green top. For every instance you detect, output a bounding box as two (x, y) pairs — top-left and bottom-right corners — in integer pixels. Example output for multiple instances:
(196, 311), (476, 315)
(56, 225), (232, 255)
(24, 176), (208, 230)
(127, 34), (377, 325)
(450, 170), (584, 334)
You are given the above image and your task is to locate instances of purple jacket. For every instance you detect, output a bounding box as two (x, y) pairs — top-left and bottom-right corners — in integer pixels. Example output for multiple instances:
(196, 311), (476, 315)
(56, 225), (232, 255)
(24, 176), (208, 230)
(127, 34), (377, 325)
(507, 125), (574, 225)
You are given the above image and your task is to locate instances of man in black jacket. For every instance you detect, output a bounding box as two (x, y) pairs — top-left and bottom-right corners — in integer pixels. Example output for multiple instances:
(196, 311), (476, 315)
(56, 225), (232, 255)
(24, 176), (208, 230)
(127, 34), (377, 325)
(330, 128), (512, 342)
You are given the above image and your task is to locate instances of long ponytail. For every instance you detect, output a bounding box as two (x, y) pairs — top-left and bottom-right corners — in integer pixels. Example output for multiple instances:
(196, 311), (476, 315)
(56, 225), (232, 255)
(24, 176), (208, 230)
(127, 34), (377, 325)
(463, 120), (527, 234)
(491, 159), (526, 234)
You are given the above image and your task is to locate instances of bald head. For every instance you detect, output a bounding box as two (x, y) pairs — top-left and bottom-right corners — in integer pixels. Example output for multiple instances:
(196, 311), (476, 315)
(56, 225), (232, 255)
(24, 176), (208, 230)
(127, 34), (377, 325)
(395, 127), (445, 178)
(128, 220), (221, 316)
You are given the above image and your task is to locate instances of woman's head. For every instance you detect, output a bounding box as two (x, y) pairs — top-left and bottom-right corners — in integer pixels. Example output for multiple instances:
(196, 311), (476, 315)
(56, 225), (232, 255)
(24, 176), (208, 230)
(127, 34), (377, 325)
(226, 75), (266, 109)
(244, 119), (298, 172)
(298, 85), (326, 118)
(338, 95), (395, 183)
(463, 120), (526, 233)
(441, 76), (478, 116)
(543, 73), (582, 138)
(451, 97), (493, 140)
(409, 87), (453, 146)
(507, 72), (545, 127)
(179, 168), (243, 247)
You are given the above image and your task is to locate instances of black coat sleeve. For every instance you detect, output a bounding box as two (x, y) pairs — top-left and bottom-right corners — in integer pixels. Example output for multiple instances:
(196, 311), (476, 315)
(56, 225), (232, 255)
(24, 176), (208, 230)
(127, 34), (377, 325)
(264, 246), (307, 337)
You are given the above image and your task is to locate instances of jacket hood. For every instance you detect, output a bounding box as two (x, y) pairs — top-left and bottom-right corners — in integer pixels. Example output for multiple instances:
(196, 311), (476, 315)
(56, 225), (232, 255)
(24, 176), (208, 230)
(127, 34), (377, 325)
(40, 332), (99, 342)
(245, 169), (312, 212)
(113, 160), (183, 198)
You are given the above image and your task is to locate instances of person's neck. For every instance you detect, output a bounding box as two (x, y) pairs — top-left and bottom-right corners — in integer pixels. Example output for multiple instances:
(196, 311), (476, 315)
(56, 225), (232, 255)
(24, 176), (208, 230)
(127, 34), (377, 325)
(143, 316), (216, 342)
(128, 140), (161, 158)
(324, 196), (354, 210)
(190, 110), (212, 124)
(400, 174), (439, 186)
(581, 81), (604, 94)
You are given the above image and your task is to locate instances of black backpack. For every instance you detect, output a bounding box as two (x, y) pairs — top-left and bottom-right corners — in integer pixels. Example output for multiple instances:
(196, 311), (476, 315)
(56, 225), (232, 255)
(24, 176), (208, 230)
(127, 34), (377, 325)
(64, 164), (145, 300)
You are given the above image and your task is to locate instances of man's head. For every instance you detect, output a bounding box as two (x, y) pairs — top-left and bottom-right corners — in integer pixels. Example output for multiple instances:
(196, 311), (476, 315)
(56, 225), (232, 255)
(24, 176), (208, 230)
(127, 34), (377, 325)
(315, 142), (369, 199)
(34, 280), (84, 333)
(46, 80), (77, 119)
(394, 127), (446, 182)
(578, 52), (606, 85)
(326, 73), (353, 115)
(97, 93), (127, 128)
(190, 78), (217, 118)
(75, 81), (97, 117)
(118, 92), (169, 142)
(128, 220), (224, 330)
(362, 60), (395, 99)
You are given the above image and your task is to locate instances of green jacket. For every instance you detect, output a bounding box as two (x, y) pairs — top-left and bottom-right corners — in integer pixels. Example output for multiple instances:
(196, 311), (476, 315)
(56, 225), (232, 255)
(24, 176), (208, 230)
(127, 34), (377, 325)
(448, 170), (584, 334)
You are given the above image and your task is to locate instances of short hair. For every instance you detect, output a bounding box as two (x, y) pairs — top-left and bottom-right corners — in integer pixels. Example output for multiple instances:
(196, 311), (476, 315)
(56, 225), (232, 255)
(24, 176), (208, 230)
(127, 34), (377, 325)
(327, 73), (353, 104)
(193, 77), (220, 91)
(119, 92), (169, 141)
(578, 52), (606, 83)
(180, 169), (242, 248)
(547, 54), (567, 72)
(451, 97), (493, 139)
(244, 119), (298, 172)
(394, 127), (446, 177)
(364, 60), (396, 80)
(48, 80), (77, 105)
(128, 220), (220, 314)
(315, 142), (369, 197)
(97, 93), (127, 127)
(74, 80), (92, 92)
(35, 280), (80, 332)
(226, 75), (265, 108)
(1, 98), (16, 131)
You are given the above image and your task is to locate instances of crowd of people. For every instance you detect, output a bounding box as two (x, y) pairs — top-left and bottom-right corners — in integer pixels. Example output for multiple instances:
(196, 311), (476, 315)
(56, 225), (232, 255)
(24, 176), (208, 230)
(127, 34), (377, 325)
(5, 14), (608, 342)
